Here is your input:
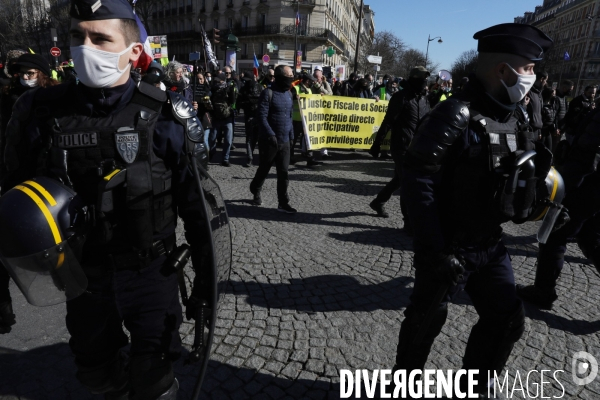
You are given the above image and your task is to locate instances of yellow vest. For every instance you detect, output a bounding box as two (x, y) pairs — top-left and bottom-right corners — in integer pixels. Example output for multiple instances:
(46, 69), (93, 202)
(439, 92), (453, 103)
(51, 69), (59, 81)
(293, 84), (311, 121)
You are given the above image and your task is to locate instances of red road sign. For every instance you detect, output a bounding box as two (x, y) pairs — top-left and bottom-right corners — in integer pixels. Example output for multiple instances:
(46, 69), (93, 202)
(50, 47), (61, 57)
(262, 54), (270, 63)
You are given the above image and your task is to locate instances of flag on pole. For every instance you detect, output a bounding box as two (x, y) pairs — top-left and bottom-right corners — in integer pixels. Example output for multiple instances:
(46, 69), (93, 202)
(201, 25), (219, 69)
(253, 54), (260, 77)
(295, 12), (301, 27)
(564, 51), (570, 61)
(132, 12), (153, 72)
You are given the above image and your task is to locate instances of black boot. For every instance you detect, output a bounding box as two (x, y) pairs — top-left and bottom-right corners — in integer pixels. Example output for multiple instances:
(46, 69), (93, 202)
(516, 284), (557, 310)
(369, 199), (389, 218)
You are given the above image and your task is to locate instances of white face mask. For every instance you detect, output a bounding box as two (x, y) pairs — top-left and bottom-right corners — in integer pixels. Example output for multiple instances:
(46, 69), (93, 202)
(20, 77), (38, 87)
(70, 44), (134, 88)
(500, 63), (536, 103)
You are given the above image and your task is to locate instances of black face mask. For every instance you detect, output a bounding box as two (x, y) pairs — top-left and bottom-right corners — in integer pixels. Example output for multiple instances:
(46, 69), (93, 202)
(276, 76), (294, 89)
(408, 78), (427, 93)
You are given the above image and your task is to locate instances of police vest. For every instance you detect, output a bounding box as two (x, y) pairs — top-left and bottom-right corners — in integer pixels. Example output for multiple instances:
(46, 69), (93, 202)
(293, 85), (311, 121)
(35, 83), (182, 256)
(448, 106), (538, 241)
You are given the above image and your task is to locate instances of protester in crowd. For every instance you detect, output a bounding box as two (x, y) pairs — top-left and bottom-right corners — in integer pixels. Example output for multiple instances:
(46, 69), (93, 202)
(164, 61), (193, 102)
(563, 84), (596, 143)
(311, 66), (333, 96)
(192, 71), (212, 153)
(223, 66), (238, 150)
(1, 53), (59, 163)
(141, 61), (166, 90)
(540, 86), (558, 150)
(353, 78), (373, 99)
(291, 73), (321, 167)
(526, 70), (547, 145)
(373, 74), (390, 93)
(260, 69), (275, 88)
(0, 50), (27, 88)
(553, 79), (573, 152)
(368, 66), (431, 232)
(429, 78), (453, 107)
(238, 74), (263, 167)
(341, 73), (358, 97)
(373, 78), (399, 101)
(332, 79), (343, 96)
(209, 75), (236, 166)
(453, 77), (469, 95)
(311, 66), (333, 158)
(249, 65), (297, 213)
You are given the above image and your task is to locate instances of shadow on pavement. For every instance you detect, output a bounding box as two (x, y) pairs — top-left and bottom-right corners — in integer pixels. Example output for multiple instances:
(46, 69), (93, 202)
(226, 274), (415, 313)
(225, 202), (379, 229)
(523, 306), (600, 335)
(0, 343), (352, 400)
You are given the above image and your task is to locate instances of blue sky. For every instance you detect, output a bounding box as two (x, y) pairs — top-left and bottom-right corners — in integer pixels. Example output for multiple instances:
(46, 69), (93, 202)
(367, 0), (543, 70)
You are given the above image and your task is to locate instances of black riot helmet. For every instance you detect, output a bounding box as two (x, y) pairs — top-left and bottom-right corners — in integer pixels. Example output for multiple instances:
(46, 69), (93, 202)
(0, 177), (88, 306)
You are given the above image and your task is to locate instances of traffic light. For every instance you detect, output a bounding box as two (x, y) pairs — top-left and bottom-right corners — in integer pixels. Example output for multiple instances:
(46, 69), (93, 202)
(213, 28), (220, 44)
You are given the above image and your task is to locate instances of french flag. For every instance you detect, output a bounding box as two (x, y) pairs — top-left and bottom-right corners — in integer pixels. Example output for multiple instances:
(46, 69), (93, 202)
(133, 11), (154, 72)
(253, 54), (260, 78)
(296, 12), (301, 27)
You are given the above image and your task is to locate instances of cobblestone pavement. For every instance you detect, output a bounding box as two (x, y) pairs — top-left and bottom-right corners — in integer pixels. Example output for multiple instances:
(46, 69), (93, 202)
(1, 121), (600, 399)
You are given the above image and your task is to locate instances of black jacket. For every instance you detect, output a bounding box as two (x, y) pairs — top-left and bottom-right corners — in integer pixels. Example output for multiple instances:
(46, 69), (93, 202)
(526, 85), (543, 131)
(374, 83), (431, 161)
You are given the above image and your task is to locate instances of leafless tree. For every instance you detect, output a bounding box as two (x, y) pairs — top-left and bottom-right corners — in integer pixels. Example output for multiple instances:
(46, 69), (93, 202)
(134, 0), (162, 35)
(358, 30), (406, 76)
(450, 49), (478, 81)
(396, 48), (440, 79)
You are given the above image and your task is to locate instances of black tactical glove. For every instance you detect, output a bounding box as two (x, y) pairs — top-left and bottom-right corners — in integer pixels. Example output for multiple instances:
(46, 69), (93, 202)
(553, 207), (570, 232)
(0, 301), (16, 334)
(267, 136), (278, 147)
(369, 141), (381, 158)
(434, 254), (466, 286)
(417, 253), (465, 286)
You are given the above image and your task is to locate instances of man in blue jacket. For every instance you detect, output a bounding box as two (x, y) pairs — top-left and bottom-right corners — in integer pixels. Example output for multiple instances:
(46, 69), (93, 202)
(249, 65), (296, 213)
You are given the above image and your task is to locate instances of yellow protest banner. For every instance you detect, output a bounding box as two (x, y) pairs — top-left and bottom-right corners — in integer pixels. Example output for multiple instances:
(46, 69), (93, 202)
(298, 94), (391, 150)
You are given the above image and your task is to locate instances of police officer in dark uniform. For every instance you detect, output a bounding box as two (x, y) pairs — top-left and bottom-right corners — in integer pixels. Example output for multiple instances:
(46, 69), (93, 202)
(393, 24), (555, 397)
(517, 106), (600, 309)
(0, 0), (227, 398)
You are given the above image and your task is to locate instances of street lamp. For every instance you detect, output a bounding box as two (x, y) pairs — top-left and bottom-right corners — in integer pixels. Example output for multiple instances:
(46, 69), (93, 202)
(425, 34), (442, 67)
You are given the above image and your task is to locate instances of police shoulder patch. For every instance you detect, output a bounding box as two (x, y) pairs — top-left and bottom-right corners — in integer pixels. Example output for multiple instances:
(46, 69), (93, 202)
(115, 129), (140, 164)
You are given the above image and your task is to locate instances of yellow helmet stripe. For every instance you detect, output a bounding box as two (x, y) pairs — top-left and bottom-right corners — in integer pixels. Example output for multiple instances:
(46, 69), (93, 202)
(549, 167), (559, 201)
(23, 180), (57, 207)
(14, 185), (63, 245)
(533, 168), (560, 222)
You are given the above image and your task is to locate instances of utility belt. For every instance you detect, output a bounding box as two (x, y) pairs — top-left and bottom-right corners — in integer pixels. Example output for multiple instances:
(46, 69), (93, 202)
(82, 234), (177, 276)
(453, 226), (503, 249)
(108, 234), (177, 271)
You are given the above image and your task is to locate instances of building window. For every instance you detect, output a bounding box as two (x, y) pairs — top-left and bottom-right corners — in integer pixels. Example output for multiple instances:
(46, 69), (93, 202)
(228, 0), (233, 5)
(260, 13), (266, 27)
(214, 19), (219, 29)
(259, 42), (264, 55)
(243, 44), (248, 55)
(242, 15), (249, 28)
(228, 18), (233, 28)
(214, 0), (218, 7)
(301, 43), (307, 61)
